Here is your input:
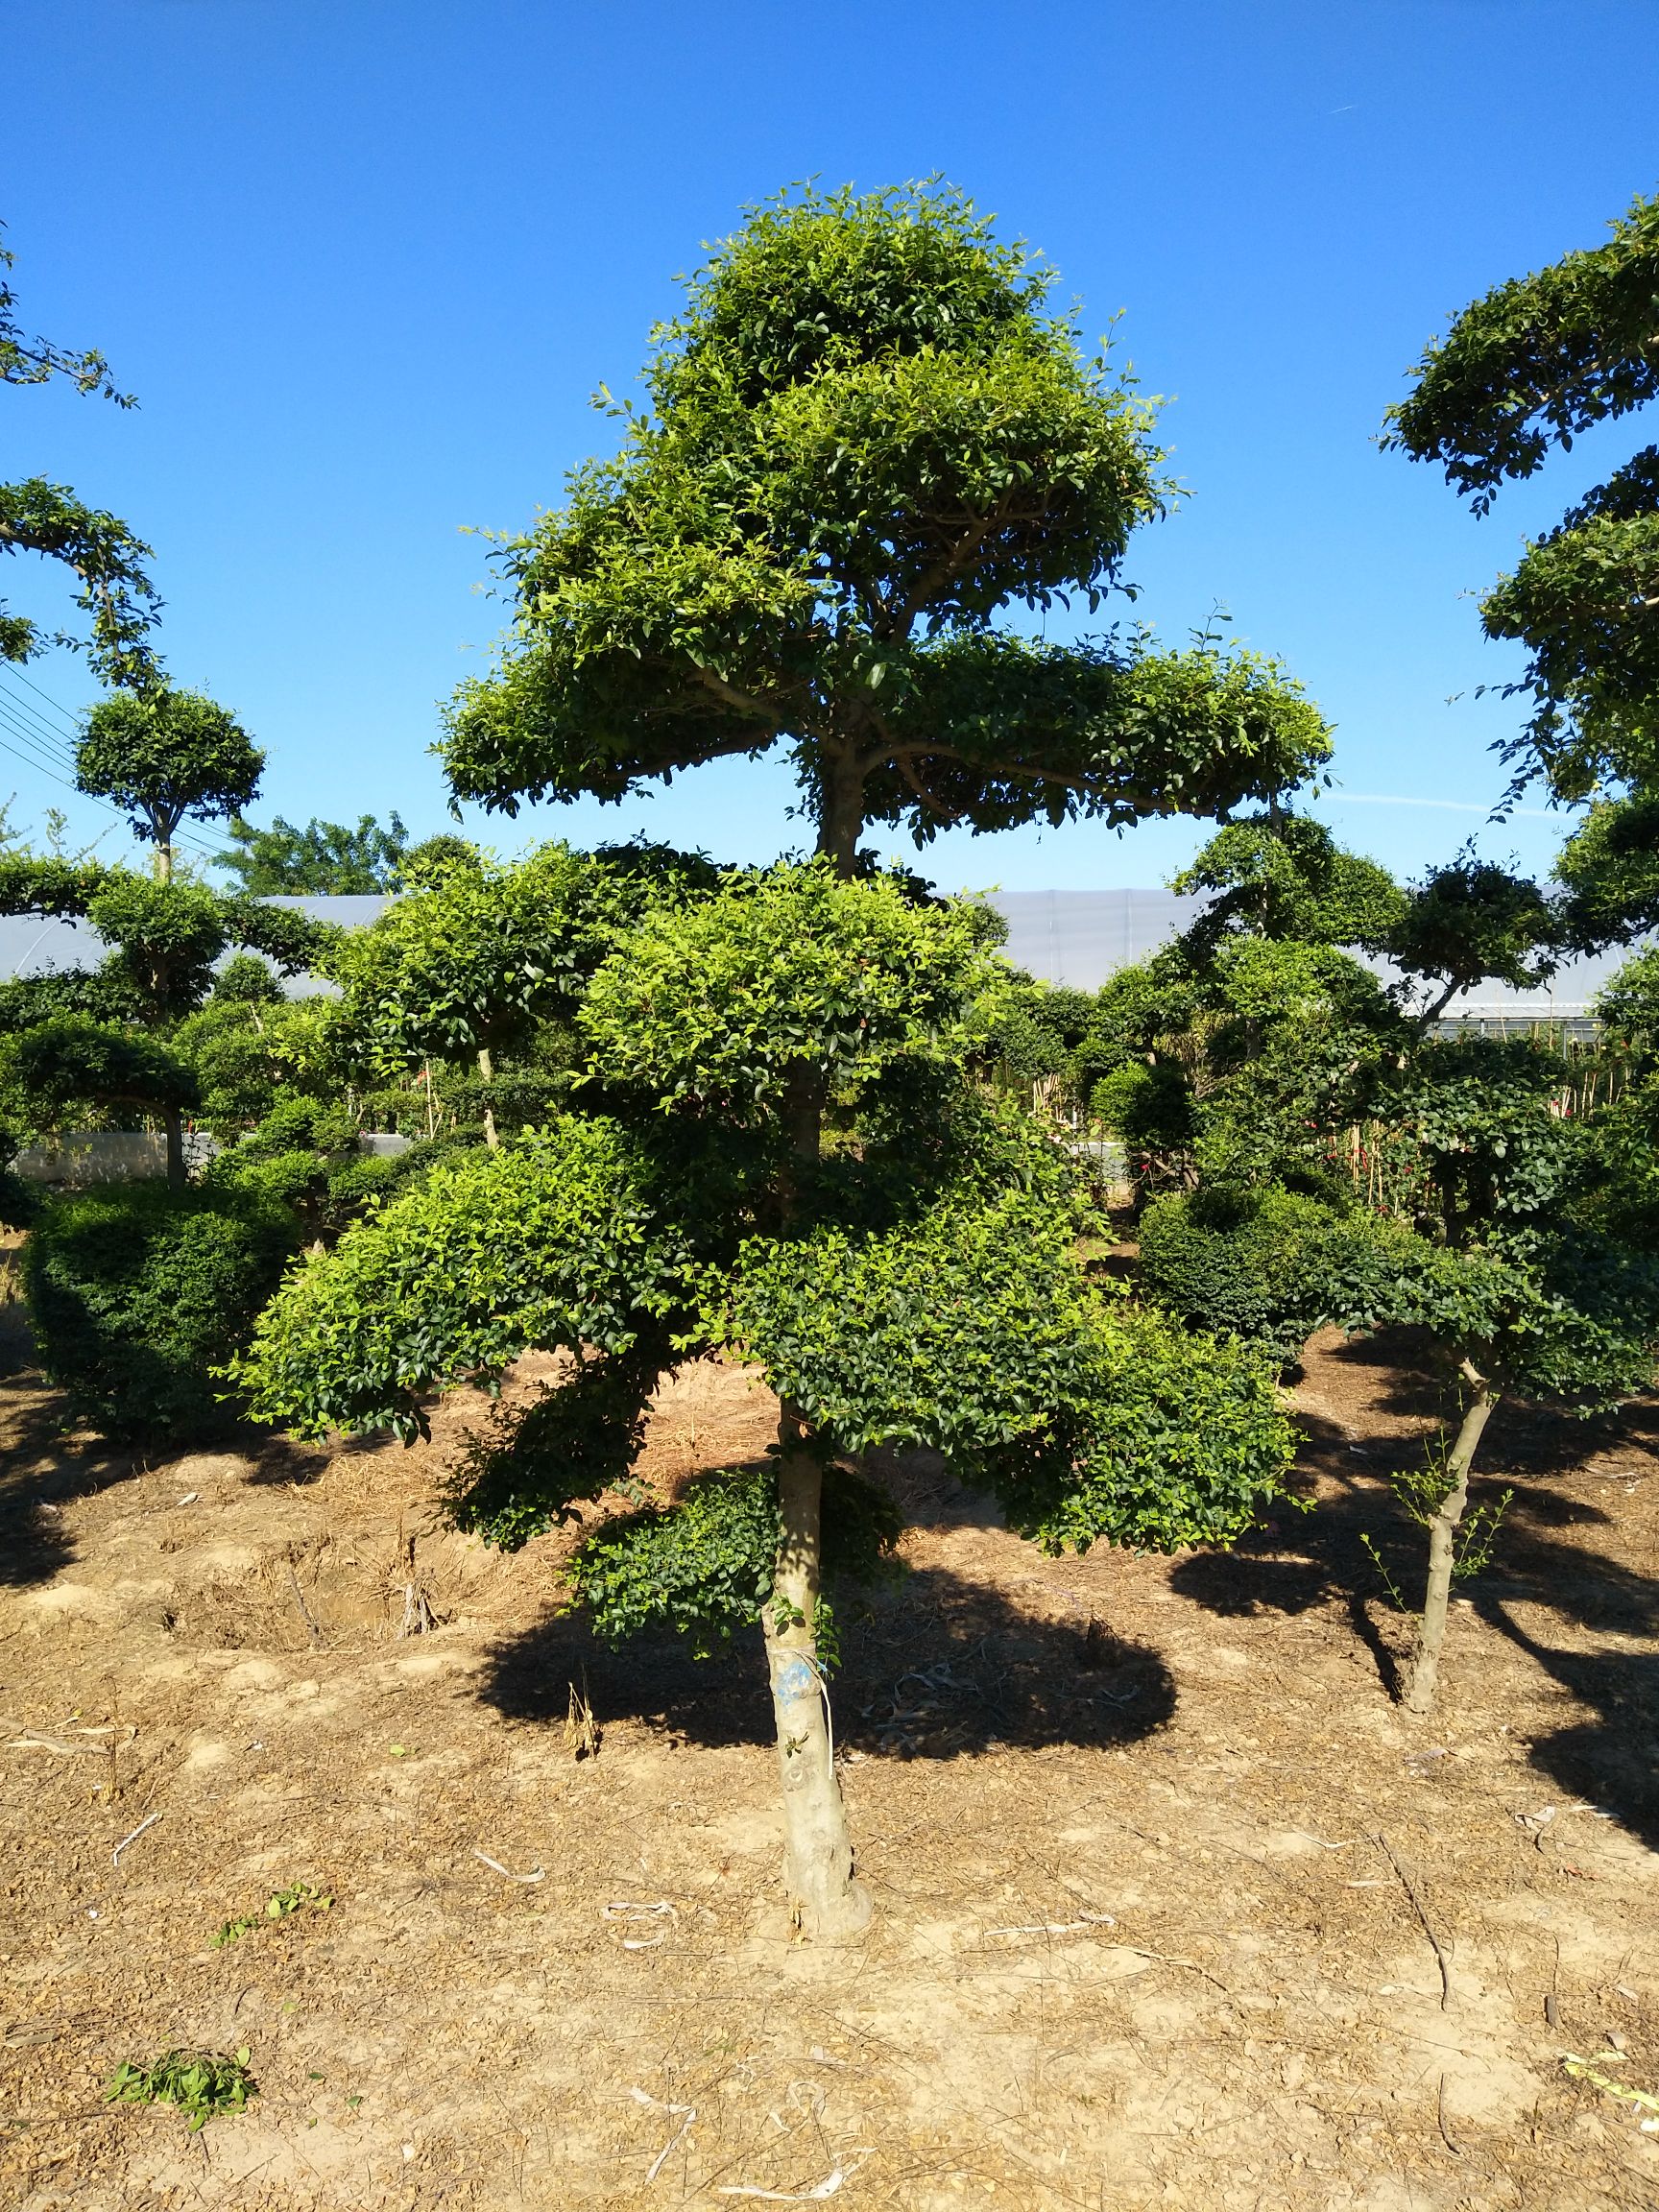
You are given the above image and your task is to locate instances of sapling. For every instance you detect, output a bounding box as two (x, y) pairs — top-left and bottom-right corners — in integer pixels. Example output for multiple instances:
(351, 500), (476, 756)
(1361, 1401), (1513, 1716)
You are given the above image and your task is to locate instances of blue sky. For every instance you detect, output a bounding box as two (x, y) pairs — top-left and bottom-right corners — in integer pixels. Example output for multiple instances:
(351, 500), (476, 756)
(4, 0), (1657, 892)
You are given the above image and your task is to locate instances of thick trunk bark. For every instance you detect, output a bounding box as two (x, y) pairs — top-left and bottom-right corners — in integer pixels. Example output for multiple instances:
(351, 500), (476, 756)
(1405, 1370), (1500, 1716)
(163, 1105), (186, 1193)
(477, 1046), (499, 1150)
(815, 757), (865, 881)
(764, 1415), (870, 1941)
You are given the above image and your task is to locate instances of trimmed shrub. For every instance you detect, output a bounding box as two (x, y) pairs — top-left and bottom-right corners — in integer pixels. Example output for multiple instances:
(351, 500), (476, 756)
(23, 1184), (299, 1442)
(992, 1302), (1301, 1556)
(1138, 1185), (1350, 1365)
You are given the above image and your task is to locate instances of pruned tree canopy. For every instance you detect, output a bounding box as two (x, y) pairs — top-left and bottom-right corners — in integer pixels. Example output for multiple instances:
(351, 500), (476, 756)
(1383, 190), (1659, 801)
(1, 226), (162, 685)
(77, 686), (264, 876)
(443, 182), (1331, 867)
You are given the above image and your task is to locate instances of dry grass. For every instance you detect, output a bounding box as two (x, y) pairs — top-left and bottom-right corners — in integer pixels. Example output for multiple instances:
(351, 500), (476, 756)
(0, 1305), (1656, 2210)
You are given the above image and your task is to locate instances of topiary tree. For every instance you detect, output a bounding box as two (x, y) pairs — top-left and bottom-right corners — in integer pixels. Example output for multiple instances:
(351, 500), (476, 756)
(1169, 810), (1405, 958)
(76, 686), (265, 880)
(1378, 854), (1560, 1026)
(235, 862), (1299, 1938)
(1383, 189), (1659, 808)
(322, 838), (718, 1148)
(0, 856), (326, 1188)
(23, 1180), (298, 1443)
(1151, 1023), (1659, 1716)
(1079, 813), (1407, 1200)
(442, 182), (1329, 875)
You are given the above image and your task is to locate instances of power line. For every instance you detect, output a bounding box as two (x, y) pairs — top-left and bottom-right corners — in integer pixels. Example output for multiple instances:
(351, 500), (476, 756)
(4, 662), (85, 729)
(0, 680), (80, 761)
(0, 723), (235, 867)
(0, 668), (236, 866)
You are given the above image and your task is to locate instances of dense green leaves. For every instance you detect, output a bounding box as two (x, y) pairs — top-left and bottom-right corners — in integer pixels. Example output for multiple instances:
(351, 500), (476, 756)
(445, 1345), (666, 1551)
(324, 839), (713, 1074)
(1383, 191), (1659, 508)
(0, 1014), (196, 1130)
(25, 1185), (298, 1442)
(231, 1118), (695, 1440)
(1170, 812), (1405, 953)
(442, 181), (1329, 865)
(568, 1459), (902, 1658)
(1383, 191), (1659, 802)
(579, 862), (998, 1116)
(77, 687), (264, 867)
(717, 1192), (1100, 1465)
(992, 1305), (1298, 1557)
(1, 231), (159, 685)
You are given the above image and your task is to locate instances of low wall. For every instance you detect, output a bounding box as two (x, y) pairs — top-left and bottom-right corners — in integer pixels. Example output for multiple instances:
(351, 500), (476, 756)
(13, 1129), (410, 1186)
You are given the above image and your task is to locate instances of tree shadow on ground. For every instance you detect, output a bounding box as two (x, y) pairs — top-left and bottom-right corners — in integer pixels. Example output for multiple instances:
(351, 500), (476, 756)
(480, 1541), (1175, 1761)
(1167, 1326), (1659, 1849)
(0, 1303), (134, 1588)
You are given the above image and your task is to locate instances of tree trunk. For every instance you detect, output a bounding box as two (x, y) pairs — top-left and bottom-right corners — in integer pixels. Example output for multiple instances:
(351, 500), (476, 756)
(155, 839), (173, 884)
(1405, 1368), (1500, 1716)
(815, 756), (865, 881)
(763, 1411), (871, 1941)
(477, 1046), (498, 1150)
(162, 1105), (186, 1193)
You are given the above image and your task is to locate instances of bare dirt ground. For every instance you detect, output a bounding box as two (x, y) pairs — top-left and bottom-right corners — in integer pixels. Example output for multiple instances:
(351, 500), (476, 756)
(1, 1291), (1656, 2212)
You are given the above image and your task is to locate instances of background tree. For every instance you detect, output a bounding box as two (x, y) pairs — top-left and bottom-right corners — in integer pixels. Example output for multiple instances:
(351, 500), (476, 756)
(1379, 854), (1561, 1026)
(1068, 812), (1406, 1200)
(1135, 1022), (1659, 1716)
(1382, 190), (1659, 859)
(321, 840), (715, 1148)
(218, 811), (411, 894)
(76, 686), (264, 880)
(443, 182), (1330, 874)
(0, 855), (324, 1187)
(1, 223), (162, 685)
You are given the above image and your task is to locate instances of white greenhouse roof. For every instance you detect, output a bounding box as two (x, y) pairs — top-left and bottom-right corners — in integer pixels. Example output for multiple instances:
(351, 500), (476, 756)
(0, 886), (1638, 1022)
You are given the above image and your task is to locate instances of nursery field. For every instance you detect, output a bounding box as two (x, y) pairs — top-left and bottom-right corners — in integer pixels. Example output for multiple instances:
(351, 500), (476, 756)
(0, 1288), (1655, 2212)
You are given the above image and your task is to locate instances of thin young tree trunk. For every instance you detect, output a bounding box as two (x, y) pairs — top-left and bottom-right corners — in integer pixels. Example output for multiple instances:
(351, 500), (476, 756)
(476, 1046), (498, 1150)
(162, 1105), (185, 1193)
(1405, 1363), (1500, 1717)
(759, 1054), (867, 1938)
(764, 1410), (871, 1941)
(155, 840), (173, 884)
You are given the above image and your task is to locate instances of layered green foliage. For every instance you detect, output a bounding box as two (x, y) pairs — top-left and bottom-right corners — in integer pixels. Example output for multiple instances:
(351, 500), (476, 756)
(1, 228), (160, 685)
(579, 863), (998, 1115)
(719, 1190), (1294, 1553)
(1142, 1023), (1659, 1417)
(1384, 189), (1659, 803)
(231, 1119), (696, 1441)
(444, 1345), (667, 1551)
(236, 854), (1300, 1682)
(324, 838), (717, 1077)
(993, 1304), (1297, 1556)
(1170, 812), (1404, 953)
(25, 1185), (298, 1441)
(569, 1462), (902, 1658)
(0, 1013), (196, 1130)
(443, 181), (1328, 863)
